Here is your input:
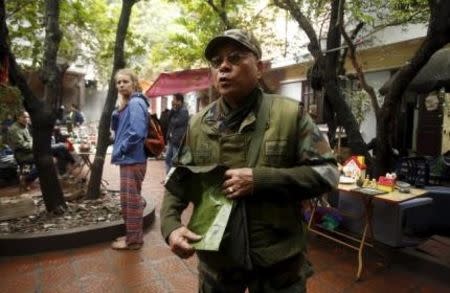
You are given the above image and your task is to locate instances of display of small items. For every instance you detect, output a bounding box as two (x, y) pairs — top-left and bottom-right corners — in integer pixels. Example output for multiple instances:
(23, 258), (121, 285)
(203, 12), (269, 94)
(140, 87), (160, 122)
(342, 156), (367, 179)
(377, 173), (397, 192)
(356, 173), (397, 191)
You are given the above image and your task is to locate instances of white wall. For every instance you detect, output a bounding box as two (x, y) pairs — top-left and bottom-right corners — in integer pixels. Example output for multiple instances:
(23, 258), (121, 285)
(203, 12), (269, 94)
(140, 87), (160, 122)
(368, 24), (427, 48)
(279, 79), (302, 101)
(271, 19), (427, 68)
(359, 70), (392, 142)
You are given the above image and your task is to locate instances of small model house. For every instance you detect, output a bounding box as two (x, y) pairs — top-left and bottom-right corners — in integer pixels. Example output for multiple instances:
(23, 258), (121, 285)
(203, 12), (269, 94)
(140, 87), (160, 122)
(342, 156), (367, 179)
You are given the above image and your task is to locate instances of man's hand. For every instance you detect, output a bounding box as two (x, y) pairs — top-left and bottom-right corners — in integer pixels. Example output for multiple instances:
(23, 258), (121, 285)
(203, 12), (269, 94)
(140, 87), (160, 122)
(222, 168), (254, 199)
(168, 226), (202, 259)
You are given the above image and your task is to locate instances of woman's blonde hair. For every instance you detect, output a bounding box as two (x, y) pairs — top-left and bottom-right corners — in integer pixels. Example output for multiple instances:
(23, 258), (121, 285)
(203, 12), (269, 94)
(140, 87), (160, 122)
(115, 68), (142, 111)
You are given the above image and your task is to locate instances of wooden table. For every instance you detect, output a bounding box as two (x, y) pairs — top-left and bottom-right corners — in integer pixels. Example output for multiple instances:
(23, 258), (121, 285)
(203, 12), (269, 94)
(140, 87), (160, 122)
(307, 184), (428, 280)
(338, 183), (428, 203)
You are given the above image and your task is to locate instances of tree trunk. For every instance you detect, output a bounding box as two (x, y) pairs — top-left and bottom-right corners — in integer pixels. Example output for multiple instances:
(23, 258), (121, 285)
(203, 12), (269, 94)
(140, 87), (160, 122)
(1, 0), (66, 213)
(275, 0), (369, 163)
(324, 0), (369, 158)
(86, 0), (138, 199)
(36, 0), (66, 212)
(375, 0), (450, 176)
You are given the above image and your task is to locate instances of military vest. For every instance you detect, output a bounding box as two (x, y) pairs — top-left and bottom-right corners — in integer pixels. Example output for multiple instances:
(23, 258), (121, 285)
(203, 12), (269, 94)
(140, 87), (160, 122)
(185, 93), (307, 268)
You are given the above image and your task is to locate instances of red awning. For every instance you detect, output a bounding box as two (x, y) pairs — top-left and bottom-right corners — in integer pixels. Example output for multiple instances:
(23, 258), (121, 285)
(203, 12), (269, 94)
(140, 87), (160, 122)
(145, 68), (211, 98)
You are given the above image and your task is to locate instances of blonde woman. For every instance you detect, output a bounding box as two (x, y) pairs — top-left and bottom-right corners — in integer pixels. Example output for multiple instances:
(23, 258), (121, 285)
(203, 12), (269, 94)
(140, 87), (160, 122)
(111, 68), (148, 250)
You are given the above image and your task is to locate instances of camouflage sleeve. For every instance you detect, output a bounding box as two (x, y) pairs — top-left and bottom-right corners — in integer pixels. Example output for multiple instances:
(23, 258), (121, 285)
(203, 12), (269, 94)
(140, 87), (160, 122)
(253, 112), (339, 198)
(160, 126), (193, 242)
(160, 189), (189, 242)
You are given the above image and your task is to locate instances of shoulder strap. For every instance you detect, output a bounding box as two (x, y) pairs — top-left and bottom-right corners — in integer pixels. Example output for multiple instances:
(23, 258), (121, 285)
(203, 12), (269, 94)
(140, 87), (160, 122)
(247, 94), (273, 167)
(226, 94), (273, 271)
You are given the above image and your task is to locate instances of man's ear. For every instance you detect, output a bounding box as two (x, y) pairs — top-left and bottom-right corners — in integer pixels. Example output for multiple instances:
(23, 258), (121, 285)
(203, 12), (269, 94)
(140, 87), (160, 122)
(256, 60), (264, 79)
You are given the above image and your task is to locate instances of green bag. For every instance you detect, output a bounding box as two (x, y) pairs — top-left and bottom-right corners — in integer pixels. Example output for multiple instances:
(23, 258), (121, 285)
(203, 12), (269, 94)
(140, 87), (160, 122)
(165, 164), (232, 251)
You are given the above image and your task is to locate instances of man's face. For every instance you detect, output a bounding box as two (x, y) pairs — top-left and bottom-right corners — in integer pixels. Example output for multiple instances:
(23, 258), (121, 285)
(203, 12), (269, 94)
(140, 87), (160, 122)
(209, 42), (263, 100)
(115, 74), (134, 98)
(18, 112), (30, 127)
(172, 98), (182, 110)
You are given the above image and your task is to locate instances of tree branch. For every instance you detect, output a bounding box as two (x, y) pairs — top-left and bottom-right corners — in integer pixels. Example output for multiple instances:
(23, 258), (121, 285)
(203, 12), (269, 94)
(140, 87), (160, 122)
(338, 21), (364, 75)
(273, 0), (321, 59)
(5, 0), (34, 19)
(357, 10), (424, 45)
(206, 0), (232, 29)
(341, 22), (380, 117)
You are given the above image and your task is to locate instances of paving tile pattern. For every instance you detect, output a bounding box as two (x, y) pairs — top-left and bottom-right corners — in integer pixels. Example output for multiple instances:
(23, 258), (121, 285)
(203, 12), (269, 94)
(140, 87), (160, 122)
(0, 158), (449, 292)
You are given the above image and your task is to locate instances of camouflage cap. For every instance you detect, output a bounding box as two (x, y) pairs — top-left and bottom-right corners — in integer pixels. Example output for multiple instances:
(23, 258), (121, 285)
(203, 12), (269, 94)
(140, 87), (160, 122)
(204, 29), (262, 61)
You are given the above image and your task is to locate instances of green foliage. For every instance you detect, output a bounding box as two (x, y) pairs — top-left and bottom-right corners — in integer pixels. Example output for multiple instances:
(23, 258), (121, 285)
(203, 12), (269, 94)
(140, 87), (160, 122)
(149, 0), (236, 70)
(346, 0), (429, 27)
(147, 0), (282, 72)
(344, 88), (371, 127)
(6, 0), (114, 76)
(0, 84), (22, 124)
(5, 0), (149, 84)
(6, 0), (45, 68)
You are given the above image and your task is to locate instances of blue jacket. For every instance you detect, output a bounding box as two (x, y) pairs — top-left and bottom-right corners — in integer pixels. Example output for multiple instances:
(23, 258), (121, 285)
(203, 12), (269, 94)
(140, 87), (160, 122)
(111, 93), (149, 165)
(67, 110), (84, 125)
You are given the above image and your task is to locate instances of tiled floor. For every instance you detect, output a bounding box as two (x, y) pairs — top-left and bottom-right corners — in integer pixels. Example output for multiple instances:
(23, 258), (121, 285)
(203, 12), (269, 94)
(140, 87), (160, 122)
(0, 159), (449, 292)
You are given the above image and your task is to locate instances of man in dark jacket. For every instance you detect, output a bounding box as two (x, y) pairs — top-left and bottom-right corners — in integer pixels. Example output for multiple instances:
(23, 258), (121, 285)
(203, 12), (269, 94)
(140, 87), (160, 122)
(68, 104), (84, 126)
(164, 93), (189, 173)
(159, 107), (171, 140)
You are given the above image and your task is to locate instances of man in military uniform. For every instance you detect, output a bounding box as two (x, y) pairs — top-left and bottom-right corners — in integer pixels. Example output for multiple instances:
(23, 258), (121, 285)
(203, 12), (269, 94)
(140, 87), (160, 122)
(161, 29), (339, 292)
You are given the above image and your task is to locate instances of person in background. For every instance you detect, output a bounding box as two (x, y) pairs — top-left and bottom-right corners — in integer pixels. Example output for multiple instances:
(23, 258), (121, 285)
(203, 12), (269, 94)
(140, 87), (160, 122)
(51, 133), (76, 176)
(55, 105), (66, 125)
(164, 93), (189, 173)
(1, 114), (14, 139)
(7, 110), (38, 189)
(68, 104), (84, 127)
(160, 29), (338, 292)
(159, 105), (171, 142)
(8, 110), (76, 178)
(110, 68), (148, 250)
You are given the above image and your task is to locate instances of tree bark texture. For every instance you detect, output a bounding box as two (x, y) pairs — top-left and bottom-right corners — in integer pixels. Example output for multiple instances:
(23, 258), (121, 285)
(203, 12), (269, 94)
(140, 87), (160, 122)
(34, 0), (66, 213)
(323, 0), (369, 158)
(1, 0), (66, 213)
(86, 0), (138, 199)
(375, 0), (450, 176)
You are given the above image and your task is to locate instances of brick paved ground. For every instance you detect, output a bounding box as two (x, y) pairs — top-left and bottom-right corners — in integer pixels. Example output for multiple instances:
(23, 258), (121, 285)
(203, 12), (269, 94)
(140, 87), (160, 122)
(0, 157), (449, 292)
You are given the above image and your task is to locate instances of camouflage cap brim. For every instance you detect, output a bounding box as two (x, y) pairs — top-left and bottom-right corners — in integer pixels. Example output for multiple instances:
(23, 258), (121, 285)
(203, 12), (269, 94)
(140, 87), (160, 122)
(204, 29), (262, 61)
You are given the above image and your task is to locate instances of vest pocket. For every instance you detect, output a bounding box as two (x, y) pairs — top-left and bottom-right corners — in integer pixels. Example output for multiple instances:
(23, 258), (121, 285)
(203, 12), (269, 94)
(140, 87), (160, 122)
(193, 148), (212, 165)
(264, 140), (289, 167)
(219, 134), (248, 168)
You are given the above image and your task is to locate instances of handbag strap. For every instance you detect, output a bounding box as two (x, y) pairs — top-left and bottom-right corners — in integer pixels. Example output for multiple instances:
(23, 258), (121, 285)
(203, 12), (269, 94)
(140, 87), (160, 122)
(225, 94), (273, 271)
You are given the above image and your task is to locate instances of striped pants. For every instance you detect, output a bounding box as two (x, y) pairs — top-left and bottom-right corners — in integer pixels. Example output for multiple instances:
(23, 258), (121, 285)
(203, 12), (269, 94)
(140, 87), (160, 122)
(119, 163), (147, 245)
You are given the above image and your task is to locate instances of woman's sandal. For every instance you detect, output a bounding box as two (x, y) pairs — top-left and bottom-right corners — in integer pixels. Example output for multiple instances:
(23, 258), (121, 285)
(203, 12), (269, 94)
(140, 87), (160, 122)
(111, 239), (142, 250)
